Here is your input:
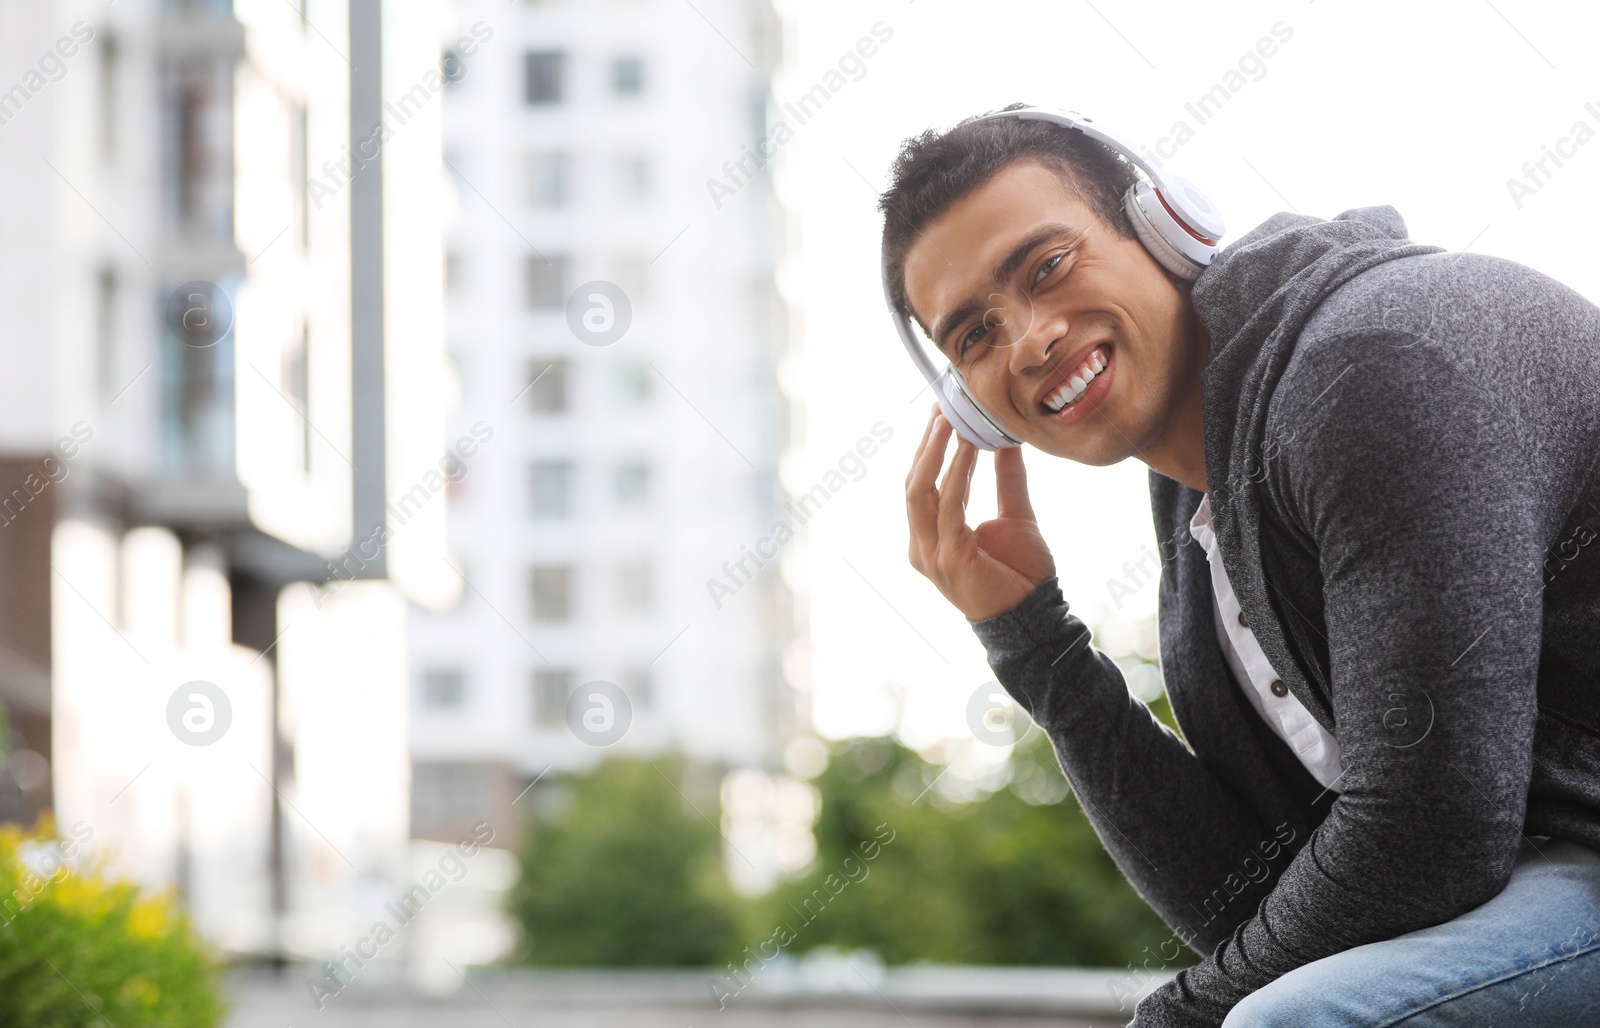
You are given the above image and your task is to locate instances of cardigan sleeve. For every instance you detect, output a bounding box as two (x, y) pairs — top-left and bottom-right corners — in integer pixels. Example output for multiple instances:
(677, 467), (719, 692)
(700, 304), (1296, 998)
(1129, 332), (1551, 1027)
(968, 575), (1307, 993)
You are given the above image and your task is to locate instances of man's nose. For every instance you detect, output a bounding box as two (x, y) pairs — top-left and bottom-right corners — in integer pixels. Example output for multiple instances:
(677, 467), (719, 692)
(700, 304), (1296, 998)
(1009, 306), (1068, 374)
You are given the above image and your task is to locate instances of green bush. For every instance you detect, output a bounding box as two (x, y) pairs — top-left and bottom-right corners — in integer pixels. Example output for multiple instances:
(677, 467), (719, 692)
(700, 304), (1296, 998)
(760, 720), (1197, 970)
(506, 692), (1198, 974)
(508, 756), (743, 966)
(0, 815), (227, 1027)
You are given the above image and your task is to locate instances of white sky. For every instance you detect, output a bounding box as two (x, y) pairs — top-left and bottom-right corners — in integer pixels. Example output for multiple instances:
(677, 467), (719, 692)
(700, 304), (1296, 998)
(760, 0), (1600, 744)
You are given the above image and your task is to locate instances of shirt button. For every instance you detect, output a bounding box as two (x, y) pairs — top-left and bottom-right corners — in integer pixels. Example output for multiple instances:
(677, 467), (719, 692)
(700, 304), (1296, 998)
(1270, 679), (1288, 697)
(1237, 610), (1249, 628)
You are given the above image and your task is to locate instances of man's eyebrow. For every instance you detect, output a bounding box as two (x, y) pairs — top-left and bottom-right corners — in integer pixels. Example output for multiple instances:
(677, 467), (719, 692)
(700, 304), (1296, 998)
(930, 222), (1080, 356)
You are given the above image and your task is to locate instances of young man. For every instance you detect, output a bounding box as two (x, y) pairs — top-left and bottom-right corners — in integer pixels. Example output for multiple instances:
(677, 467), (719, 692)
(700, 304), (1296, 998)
(890, 105), (1600, 1027)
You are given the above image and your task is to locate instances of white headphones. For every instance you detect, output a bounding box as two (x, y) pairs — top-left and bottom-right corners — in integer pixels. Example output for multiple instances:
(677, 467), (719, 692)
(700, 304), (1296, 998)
(882, 105), (1226, 450)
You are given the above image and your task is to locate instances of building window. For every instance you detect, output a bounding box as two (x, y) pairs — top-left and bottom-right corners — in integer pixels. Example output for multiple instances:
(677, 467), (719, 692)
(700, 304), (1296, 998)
(442, 49), (468, 86)
(421, 669), (467, 709)
(412, 763), (493, 837)
(623, 667), (652, 708)
(290, 101), (308, 252)
(617, 561), (652, 614)
(98, 34), (119, 162)
(96, 266), (117, 401)
(530, 565), (574, 621)
(525, 358), (569, 413)
(160, 61), (233, 241)
(529, 460), (575, 518)
(615, 153), (649, 201)
(160, 278), (236, 475)
(523, 50), (565, 105)
(524, 152), (571, 208)
(612, 254), (649, 304)
(611, 55), (643, 96)
(281, 323), (311, 474)
(525, 255), (569, 309)
(615, 361), (651, 404)
(533, 668), (573, 729)
(446, 349), (467, 403)
(445, 251), (462, 294)
(613, 461), (650, 507)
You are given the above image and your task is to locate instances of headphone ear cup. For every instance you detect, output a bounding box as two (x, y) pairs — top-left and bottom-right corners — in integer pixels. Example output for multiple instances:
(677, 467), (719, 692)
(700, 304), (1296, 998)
(1124, 181), (1206, 281)
(935, 367), (1019, 451)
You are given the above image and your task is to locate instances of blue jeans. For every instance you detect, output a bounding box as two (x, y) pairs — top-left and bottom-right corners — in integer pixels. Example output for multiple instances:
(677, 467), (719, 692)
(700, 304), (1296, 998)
(1221, 835), (1600, 1027)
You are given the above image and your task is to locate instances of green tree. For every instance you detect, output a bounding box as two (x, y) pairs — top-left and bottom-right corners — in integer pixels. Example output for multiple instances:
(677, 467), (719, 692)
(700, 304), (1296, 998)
(759, 723), (1198, 971)
(504, 678), (1198, 974)
(507, 756), (743, 966)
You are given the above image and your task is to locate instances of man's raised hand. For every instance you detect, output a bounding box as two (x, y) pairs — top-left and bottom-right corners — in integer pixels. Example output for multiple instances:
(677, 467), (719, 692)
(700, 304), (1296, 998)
(905, 404), (1055, 621)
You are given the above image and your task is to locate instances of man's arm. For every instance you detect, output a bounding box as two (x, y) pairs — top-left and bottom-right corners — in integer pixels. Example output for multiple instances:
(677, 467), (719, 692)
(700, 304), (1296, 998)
(1130, 332), (1550, 1027)
(970, 577), (1308, 963)
(910, 401), (1300, 973)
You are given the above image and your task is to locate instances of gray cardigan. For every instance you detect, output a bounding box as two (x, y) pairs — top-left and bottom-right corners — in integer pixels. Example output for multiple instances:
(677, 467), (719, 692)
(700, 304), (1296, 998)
(968, 206), (1600, 1027)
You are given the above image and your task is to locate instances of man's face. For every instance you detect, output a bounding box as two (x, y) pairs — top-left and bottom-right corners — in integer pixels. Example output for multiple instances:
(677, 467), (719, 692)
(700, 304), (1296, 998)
(902, 159), (1205, 466)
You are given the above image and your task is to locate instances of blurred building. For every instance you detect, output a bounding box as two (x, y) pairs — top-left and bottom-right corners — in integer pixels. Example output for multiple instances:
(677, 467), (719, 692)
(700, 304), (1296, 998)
(0, 0), (455, 972)
(408, 0), (803, 878)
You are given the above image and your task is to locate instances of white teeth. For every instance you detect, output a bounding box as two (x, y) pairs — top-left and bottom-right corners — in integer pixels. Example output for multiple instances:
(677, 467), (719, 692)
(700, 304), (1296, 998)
(1043, 346), (1109, 412)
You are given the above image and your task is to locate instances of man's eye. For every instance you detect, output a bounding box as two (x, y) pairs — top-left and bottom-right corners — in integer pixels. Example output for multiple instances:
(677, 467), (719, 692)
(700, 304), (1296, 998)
(1034, 253), (1065, 285)
(958, 321), (990, 355)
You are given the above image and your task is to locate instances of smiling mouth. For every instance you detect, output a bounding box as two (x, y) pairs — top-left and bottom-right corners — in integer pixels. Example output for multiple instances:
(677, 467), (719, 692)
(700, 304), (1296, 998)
(1039, 342), (1111, 414)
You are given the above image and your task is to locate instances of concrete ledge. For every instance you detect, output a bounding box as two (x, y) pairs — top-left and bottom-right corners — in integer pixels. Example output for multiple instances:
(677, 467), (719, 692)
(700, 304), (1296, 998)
(226, 965), (1175, 1027)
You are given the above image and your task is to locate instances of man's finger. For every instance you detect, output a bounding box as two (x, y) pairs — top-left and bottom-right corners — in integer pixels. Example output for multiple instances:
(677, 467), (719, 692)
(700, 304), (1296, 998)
(908, 414), (953, 561)
(905, 404), (944, 489)
(995, 445), (1037, 521)
(935, 433), (978, 545)
(909, 411), (953, 498)
(910, 403), (939, 462)
(958, 435), (978, 510)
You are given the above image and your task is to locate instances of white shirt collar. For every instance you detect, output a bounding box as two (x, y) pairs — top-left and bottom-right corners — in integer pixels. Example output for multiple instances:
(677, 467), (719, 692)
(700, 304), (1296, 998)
(1189, 492), (1214, 545)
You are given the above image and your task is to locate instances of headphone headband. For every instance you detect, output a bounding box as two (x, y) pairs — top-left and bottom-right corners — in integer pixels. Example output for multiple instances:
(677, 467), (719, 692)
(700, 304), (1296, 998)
(981, 107), (1225, 242)
(883, 104), (1225, 451)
